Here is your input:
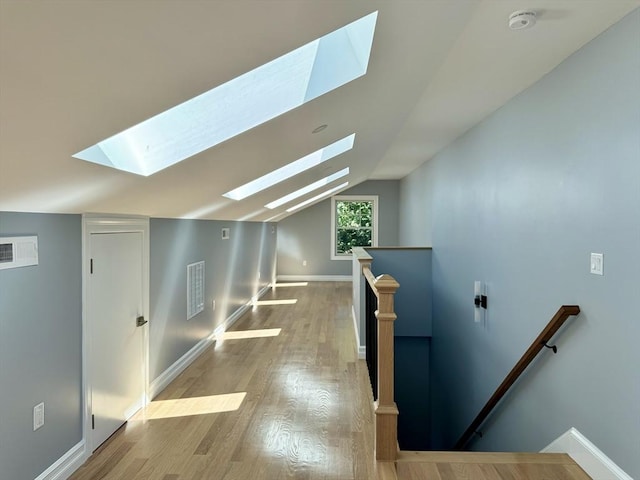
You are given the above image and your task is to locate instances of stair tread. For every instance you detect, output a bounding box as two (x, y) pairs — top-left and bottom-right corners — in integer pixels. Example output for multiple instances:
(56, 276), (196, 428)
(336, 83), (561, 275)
(394, 451), (592, 480)
(398, 451), (576, 464)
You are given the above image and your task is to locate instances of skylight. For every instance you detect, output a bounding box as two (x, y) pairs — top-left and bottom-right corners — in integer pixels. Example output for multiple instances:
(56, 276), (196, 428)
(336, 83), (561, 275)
(223, 134), (354, 200)
(286, 182), (349, 213)
(73, 12), (378, 176)
(265, 167), (350, 209)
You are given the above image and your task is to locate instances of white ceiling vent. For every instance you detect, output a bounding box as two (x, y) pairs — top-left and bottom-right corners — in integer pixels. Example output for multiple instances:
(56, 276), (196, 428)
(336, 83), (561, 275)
(187, 261), (205, 320)
(0, 236), (39, 270)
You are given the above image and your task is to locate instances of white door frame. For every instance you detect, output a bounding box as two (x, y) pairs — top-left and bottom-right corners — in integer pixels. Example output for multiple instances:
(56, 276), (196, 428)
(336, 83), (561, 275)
(81, 214), (150, 459)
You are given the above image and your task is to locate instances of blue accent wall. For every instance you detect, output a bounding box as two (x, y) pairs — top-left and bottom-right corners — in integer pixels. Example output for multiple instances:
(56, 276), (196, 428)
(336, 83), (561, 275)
(398, 10), (640, 477)
(368, 248), (432, 450)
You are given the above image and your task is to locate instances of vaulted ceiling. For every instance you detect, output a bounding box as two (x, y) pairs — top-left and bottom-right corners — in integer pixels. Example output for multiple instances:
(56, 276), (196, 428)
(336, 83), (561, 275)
(1, 1), (637, 221)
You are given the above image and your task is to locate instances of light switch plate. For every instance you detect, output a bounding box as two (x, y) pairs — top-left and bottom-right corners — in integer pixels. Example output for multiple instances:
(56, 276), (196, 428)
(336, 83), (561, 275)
(590, 253), (603, 275)
(33, 402), (44, 431)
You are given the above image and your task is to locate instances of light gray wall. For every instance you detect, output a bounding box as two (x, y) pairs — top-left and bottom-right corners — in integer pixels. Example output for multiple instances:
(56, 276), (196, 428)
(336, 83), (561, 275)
(0, 212), (82, 480)
(398, 10), (640, 477)
(277, 180), (400, 276)
(399, 164), (435, 246)
(149, 219), (277, 382)
(0, 213), (277, 478)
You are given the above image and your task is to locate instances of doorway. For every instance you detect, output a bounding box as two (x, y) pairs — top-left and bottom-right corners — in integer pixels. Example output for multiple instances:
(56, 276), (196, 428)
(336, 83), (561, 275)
(83, 216), (149, 453)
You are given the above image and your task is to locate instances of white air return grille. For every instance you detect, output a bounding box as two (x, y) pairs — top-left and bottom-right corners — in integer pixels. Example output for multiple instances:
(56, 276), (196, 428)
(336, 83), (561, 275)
(187, 261), (205, 320)
(0, 236), (39, 270)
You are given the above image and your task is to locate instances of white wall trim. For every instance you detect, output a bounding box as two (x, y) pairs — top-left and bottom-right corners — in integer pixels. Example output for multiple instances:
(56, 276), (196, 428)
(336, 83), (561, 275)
(149, 333), (215, 400)
(351, 304), (366, 359)
(542, 428), (632, 480)
(81, 215), (150, 457)
(35, 441), (86, 480)
(358, 346), (366, 360)
(213, 284), (272, 338)
(277, 275), (352, 282)
(151, 284), (272, 399)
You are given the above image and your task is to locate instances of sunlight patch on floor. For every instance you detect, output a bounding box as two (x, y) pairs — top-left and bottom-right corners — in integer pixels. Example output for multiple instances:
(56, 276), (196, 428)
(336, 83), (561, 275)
(253, 299), (298, 306)
(221, 328), (282, 341)
(274, 282), (309, 287)
(133, 392), (246, 420)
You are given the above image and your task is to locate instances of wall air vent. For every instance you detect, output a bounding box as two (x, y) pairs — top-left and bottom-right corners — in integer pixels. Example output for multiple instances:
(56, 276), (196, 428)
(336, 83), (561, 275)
(0, 236), (39, 270)
(187, 261), (205, 320)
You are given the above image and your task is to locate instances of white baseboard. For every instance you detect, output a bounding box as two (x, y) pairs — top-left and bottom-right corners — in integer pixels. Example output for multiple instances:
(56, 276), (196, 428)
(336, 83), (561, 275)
(277, 275), (352, 282)
(213, 285), (272, 338)
(151, 284), (272, 399)
(358, 346), (366, 359)
(542, 428), (632, 480)
(351, 304), (366, 359)
(149, 333), (215, 400)
(35, 441), (86, 480)
(40, 285), (275, 480)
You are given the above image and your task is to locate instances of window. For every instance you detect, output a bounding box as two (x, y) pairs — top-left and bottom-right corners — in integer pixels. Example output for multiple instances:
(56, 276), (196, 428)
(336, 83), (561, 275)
(331, 195), (378, 259)
(73, 12), (377, 176)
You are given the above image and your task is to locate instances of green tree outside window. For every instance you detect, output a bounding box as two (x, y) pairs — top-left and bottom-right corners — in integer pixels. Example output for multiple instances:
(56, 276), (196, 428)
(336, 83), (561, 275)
(335, 200), (373, 255)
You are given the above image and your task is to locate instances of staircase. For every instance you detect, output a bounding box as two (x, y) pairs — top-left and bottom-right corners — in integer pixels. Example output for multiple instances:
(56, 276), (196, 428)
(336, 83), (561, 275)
(354, 248), (589, 480)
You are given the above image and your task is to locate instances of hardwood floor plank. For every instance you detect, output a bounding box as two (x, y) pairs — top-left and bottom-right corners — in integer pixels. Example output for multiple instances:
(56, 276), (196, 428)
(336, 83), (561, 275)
(70, 282), (377, 480)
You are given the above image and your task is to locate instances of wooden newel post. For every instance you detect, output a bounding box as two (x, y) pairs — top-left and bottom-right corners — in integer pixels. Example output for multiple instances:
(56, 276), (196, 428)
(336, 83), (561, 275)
(373, 273), (399, 461)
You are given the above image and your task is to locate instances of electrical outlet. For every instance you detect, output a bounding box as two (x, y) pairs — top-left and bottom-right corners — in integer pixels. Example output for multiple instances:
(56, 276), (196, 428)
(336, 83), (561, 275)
(33, 402), (44, 431)
(212, 300), (216, 310)
(302, 260), (307, 267)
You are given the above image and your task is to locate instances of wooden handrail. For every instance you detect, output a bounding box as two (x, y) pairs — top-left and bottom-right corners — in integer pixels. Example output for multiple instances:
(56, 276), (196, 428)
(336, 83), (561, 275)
(361, 264), (400, 461)
(454, 305), (581, 450)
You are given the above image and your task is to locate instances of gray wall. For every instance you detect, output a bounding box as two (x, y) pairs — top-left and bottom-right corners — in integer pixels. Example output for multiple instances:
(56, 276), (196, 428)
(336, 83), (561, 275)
(398, 10), (640, 477)
(0, 213), (277, 479)
(0, 212), (82, 480)
(149, 219), (277, 381)
(367, 248), (433, 450)
(277, 180), (400, 276)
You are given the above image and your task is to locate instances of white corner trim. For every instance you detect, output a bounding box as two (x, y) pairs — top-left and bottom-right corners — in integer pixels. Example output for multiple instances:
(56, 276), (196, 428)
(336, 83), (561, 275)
(35, 441), (86, 480)
(277, 275), (352, 282)
(351, 304), (366, 359)
(542, 428), (632, 480)
(149, 333), (215, 400)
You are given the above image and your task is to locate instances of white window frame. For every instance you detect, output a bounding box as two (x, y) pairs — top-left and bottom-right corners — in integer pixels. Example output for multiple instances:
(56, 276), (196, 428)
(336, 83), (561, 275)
(331, 195), (378, 260)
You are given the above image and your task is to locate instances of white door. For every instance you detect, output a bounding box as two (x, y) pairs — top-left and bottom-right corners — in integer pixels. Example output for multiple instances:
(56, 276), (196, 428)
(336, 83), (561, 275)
(88, 232), (145, 451)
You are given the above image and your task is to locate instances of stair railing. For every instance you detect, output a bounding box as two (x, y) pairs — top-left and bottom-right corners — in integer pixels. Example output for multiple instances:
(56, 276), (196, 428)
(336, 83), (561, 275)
(454, 305), (581, 450)
(358, 254), (400, 461)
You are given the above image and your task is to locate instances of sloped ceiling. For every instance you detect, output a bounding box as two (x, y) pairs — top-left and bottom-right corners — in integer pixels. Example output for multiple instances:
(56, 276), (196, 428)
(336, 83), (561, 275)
(1, 1), (637, 222)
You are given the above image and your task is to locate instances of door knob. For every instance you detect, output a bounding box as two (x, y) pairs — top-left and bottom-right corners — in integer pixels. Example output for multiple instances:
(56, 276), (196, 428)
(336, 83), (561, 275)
(136, 316), (148, 327)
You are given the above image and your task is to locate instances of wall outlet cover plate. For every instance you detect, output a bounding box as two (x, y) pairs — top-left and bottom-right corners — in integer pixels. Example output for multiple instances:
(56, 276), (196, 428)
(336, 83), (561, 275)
(590, 253), (603, 275)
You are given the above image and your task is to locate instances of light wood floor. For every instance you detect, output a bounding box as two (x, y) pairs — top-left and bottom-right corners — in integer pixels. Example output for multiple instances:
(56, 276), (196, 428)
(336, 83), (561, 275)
(69, 281), (592, 480)
(396, 451), (592, 480)
(70, 282), (379, 480)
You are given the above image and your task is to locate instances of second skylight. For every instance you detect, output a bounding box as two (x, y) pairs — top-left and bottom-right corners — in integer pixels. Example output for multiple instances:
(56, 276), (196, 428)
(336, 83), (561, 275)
(223, 134), (354, 200)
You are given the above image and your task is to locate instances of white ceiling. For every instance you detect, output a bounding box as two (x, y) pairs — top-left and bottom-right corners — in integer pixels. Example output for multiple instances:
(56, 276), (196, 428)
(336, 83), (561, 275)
(1, 0), (637, 222)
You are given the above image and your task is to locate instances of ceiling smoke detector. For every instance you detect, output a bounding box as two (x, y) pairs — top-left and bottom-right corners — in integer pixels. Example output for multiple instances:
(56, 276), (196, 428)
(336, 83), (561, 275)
(509, 10), (537, 30)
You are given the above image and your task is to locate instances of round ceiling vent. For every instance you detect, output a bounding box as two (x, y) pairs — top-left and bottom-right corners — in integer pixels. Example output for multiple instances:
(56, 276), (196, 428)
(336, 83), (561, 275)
(509, 10), (537, 30)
